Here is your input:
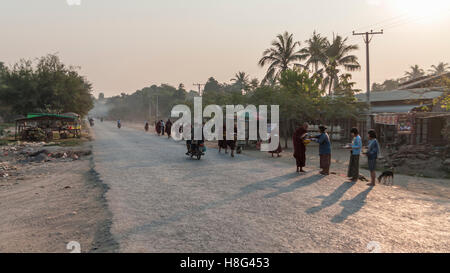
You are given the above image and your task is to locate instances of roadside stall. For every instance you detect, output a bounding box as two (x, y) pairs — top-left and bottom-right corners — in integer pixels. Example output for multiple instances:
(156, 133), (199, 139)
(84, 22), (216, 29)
(15, 113), (81, 141)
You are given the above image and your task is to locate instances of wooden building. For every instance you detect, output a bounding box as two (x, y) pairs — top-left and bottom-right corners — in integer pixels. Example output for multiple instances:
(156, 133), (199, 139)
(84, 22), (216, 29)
(354, 73), (449, 147)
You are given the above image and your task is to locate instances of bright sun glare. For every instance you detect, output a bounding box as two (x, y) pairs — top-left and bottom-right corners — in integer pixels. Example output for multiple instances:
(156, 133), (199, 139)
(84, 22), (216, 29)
(393, 0), (450, 19)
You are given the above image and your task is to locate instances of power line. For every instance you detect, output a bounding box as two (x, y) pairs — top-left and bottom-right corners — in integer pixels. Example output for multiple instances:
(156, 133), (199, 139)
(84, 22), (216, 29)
(353, 29), (383, 130)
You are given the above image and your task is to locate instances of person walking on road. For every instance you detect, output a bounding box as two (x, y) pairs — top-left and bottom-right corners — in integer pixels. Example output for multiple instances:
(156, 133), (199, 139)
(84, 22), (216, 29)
(366, 130), (380, 186)
(314, 126), (331, 175)
(293, 122), (309, 173)
(160, 120), (165, 136)
(156, 120), (161, 135)
(165, 119), (173, 138)
(347, 127), (362, 182)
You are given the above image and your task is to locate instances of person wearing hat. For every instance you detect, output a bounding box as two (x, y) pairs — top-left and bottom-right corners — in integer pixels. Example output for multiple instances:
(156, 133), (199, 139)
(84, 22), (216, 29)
(313, 125), (331, 175)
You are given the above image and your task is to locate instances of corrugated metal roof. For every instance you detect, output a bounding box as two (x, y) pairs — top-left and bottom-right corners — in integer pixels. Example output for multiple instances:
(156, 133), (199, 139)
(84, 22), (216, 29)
(356, 88), (443, 103)
(371, 105), (421, 113)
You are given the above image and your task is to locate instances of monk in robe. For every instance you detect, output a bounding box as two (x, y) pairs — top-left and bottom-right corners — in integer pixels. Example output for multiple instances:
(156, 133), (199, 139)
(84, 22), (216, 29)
(156, 120), (161, 135)
(165, 119), (173, 138)
(293, 122), (309, 173)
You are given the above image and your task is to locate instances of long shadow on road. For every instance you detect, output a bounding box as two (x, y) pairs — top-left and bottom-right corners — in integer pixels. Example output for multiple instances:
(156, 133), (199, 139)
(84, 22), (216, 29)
(306, 182), (356, 215)
(264, 174), (324, 199)
(116, 172), (322, 241)
(331, 187), (373, 223)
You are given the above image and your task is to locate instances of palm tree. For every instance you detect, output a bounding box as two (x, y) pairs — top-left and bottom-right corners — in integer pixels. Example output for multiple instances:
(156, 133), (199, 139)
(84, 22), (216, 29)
(300, 31), (329, 73)
(249, 78), (259, 91)
(231, 71), (250, 92)
(404, 65), (425, 80)
(323, 34), (361, 96)
(258, 31), (307, 84)
(428, 62), (450, 76)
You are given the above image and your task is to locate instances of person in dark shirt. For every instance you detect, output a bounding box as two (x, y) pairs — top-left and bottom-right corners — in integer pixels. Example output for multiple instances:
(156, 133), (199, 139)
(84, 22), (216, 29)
(313, 126), (331, 175)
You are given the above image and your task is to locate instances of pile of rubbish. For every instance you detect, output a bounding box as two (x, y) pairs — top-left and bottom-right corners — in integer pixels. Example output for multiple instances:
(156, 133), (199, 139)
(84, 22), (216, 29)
(383, 144), (450, 174)
(0, 162), (17, 178)
(18, 149), (92, 163)
(2, 142), (50, 157)
(1, 142), (92, 179)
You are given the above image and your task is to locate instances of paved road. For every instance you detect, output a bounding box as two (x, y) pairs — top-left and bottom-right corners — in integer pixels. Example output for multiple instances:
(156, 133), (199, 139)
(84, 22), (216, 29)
(92, 121), (450, 253)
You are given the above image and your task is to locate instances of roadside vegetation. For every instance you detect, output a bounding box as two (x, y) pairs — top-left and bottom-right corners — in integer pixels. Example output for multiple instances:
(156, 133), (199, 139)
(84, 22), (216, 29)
(0, 55), (94, 122)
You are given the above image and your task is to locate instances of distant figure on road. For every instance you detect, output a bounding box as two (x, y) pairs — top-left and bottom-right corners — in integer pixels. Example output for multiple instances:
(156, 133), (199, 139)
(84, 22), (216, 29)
(117, 119), (121, 129)
(144, 121), (149, 132)
(314, 126), (331, 175)
(156, 120), (161, 135)
(218, 124), (237, 157)
(293, 122), (309, 173)
(160, 120), (165, 136)
(165, 119), (172, 138)
(347, 127), (362, 182)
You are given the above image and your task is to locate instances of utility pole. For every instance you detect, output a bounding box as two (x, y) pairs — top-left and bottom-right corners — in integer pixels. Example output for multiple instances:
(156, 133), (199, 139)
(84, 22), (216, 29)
(149, 99), (152, 122)
(193, 83), (205, 96)
(156, 95), (159, 121)
(353, 29), (383, 131)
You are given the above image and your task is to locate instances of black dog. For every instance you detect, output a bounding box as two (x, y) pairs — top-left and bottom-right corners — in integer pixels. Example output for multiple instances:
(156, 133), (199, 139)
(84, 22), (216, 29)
(378, 171), (394, 185)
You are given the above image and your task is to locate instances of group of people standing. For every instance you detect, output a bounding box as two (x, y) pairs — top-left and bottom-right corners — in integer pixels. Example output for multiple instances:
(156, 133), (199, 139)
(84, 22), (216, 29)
(153, 119), (173, 138)
(292, 123), (380, 186)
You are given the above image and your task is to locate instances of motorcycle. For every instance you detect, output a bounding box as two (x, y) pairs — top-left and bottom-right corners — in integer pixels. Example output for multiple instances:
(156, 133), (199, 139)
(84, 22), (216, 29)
(117, 123), (121, 129)
(188, 140), (205, 160)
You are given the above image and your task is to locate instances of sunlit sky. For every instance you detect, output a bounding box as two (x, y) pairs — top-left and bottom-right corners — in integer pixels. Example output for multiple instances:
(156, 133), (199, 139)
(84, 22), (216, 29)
(1, 0), (450, 97)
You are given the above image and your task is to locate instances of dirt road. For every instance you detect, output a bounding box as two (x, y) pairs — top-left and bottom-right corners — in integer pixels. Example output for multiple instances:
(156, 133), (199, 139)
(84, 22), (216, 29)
(92, 121), (450, 253)
(0, 143), (115, 253)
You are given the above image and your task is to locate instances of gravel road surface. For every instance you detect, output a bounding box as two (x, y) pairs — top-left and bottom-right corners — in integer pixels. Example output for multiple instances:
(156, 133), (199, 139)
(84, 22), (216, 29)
(92, 121), (450, 253)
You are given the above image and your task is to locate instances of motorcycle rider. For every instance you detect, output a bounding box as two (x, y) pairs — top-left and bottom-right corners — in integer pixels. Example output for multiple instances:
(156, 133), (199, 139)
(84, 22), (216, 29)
(186, 123), (204, 155)
(117, 119), (121, 128)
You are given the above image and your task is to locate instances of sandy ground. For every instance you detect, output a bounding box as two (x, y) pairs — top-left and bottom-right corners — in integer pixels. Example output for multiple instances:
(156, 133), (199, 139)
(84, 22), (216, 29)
(0, 136), (117, 253)
(93, 121), (450, 253)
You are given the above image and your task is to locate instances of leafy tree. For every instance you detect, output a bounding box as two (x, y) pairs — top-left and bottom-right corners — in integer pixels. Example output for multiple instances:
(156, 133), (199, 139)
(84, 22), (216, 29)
(372, 79), (400, 91)
(323, 35), (360, 96)
(334, 73), (361, 97)
(258, 31), (307, 84)
(105, 83), (189, 121)
(276, 69), (323, 147)
(203, 77), (222, 95)
(249, 78), (260, 91)
(404, 65), (425, 80)
(0, 54), (94, 117)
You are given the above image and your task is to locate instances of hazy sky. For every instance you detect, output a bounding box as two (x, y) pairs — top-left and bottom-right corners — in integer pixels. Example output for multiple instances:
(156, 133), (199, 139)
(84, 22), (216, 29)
(1, 0), (450, 97)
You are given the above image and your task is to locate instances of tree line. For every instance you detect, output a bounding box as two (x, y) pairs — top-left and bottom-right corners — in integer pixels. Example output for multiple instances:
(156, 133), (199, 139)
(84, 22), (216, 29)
(0, 54), (94, 122)
(372, 62), (450, 91)
(100, 31), (367, 147)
